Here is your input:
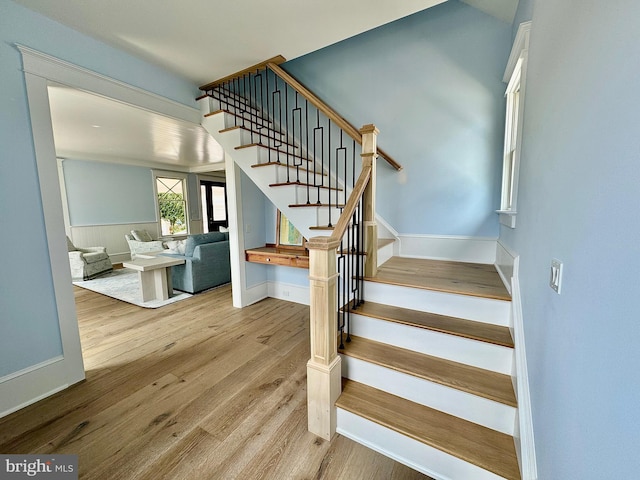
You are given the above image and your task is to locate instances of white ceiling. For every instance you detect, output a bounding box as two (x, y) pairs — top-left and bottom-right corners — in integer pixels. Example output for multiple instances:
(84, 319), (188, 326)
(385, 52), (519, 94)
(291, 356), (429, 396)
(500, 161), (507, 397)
(15, 0), (451, 85)
(26, 0), (518, 172)
(460, 0), (519, 23)
(48, 84), (224, 171)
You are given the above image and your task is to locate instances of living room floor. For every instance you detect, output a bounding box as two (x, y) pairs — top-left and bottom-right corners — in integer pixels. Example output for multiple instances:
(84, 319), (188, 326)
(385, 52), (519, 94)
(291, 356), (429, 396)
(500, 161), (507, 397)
(0, 285), (431, 479)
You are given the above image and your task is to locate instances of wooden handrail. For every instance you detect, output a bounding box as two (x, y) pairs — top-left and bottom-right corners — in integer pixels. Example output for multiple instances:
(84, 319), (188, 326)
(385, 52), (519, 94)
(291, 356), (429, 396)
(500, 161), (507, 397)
(267, 63), (402, 172)
(199, 55), (287, 91)
(198, 57), (401, 170)
(306, 165), (371, 251)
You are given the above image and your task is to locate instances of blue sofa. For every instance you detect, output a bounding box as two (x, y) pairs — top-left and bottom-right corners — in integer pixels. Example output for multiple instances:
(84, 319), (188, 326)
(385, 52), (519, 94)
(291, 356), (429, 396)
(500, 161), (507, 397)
(160, 232), (231, 293)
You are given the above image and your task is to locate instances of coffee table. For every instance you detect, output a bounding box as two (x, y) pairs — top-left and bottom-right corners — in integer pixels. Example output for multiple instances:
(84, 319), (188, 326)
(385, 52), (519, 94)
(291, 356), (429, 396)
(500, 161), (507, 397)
(122, 255), (186, 302)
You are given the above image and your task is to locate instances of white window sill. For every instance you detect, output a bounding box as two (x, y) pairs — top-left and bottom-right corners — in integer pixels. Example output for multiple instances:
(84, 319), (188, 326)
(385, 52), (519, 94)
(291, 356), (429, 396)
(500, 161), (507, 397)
(496, 210), (517, 228)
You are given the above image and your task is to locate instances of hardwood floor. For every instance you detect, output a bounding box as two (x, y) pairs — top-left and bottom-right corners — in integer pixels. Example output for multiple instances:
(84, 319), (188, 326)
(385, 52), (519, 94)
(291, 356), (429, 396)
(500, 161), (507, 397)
(0, 285), (431, 480)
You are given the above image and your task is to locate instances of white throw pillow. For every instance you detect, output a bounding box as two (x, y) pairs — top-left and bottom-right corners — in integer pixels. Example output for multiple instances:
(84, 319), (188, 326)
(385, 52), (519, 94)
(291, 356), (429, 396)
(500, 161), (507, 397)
(219, 226), (229, 232)
(165, 240), (186, 255)
(131, 229), (153, 242)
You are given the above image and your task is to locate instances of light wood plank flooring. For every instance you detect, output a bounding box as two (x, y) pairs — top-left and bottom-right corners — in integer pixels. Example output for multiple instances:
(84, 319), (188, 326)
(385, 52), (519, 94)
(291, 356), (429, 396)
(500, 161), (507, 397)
(0, 285), (431, 480)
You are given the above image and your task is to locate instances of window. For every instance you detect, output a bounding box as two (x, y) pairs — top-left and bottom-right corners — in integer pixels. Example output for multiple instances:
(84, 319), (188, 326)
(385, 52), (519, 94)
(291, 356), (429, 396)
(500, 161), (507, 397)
(501, 61), (522, 212)
(497, 22), (531, 229)
(155, 174), (188, 236)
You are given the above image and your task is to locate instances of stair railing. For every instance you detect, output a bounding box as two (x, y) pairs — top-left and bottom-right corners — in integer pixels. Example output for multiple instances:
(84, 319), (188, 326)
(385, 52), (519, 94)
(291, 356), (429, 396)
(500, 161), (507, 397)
(304, 125), (379, 441)
(200, 61), (382, 440)
(200, 60), (398, 228)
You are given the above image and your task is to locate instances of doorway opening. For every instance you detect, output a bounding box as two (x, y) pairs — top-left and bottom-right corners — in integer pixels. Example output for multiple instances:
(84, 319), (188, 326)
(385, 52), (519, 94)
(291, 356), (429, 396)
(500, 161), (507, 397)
(200, 180), (228, 233)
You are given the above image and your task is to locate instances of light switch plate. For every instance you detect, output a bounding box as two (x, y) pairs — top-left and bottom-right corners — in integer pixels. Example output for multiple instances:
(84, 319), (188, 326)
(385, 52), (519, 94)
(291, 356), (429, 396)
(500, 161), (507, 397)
(550, 259), (563, 294)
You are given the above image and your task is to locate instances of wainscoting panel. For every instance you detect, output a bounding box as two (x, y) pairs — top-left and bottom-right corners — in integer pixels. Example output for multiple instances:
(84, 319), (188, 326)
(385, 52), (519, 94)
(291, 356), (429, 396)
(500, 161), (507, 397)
(495, 240), (516, 294)
(398, 234), (497, 264)
(70, 222), (160, 263)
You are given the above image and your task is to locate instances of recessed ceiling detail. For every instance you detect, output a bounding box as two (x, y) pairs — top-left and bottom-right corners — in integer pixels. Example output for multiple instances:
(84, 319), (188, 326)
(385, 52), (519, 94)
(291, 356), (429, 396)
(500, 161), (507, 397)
(48, 85), (224, 170)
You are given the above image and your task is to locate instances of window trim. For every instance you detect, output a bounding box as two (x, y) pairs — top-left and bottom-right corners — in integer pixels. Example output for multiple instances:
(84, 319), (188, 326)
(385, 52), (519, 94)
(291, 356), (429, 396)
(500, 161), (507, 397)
(497, 21), (531, 229)
(152, 170), (190, 238)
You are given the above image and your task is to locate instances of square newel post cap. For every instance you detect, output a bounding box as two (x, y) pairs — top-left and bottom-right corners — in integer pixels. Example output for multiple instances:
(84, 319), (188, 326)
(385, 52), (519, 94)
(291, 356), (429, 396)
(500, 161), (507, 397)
(360, 124), (380, 136)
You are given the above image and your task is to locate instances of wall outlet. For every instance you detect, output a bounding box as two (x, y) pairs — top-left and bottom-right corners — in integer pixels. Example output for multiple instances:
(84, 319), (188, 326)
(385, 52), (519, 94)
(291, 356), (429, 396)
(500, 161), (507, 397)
(550, 259), (563, 294)
(282, 290), (290, 297)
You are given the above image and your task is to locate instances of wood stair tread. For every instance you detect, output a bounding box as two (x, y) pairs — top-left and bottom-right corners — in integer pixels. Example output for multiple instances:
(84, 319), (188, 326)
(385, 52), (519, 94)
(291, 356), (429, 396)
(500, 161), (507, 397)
(339, 335), (516, 407)
(337, 379), (521, 480)
(368, 257), (511, 301)
(289, 203), (345, 208)
(352, 301), (514, 348)
(309, 225), (334, 231)
(377, 238), (395, 248)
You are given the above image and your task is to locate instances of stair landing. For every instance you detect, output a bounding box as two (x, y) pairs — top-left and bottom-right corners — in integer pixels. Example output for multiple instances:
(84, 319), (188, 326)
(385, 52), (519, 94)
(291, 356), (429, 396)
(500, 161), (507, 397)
(366, 257), (510, 301)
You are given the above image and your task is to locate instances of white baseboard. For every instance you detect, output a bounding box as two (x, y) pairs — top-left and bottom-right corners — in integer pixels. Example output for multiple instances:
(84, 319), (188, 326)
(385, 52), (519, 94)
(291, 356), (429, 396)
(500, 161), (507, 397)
(0, 356), (72, 418)
(495, 240), (517, 295)
(398, 234), (497, 264)
(268, 281), (310, 305)
(242, 281), (310, 306)
(511, 258), (538, 479)
(243, 281), (269, 306)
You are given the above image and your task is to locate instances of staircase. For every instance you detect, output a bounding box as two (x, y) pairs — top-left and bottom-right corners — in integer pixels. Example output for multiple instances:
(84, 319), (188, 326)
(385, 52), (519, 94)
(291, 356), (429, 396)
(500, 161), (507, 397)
(336, 257), (520, 480)
(197, 60), (522, 480)
(198, 90), (341, 241)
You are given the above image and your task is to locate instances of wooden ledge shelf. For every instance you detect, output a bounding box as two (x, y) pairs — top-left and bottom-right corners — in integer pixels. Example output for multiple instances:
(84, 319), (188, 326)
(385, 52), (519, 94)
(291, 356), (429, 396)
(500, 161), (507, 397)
(245, 245), (309, 269)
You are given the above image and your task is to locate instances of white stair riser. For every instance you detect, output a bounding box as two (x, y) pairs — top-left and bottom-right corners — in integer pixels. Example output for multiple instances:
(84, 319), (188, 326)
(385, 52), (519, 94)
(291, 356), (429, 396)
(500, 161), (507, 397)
(341, 356), (515, 435)
(349, 314), (513, 375)
(272, 165), (326, 186)
(199, 96), (211, 116)
(222, 111), (272, 131)
(255, 147), (305, 166)
(337, 409), (509, 480)
(210, 97), (261, 115)
(364, 281), (511, 327)
(235, 128), (288, 147)
(378, 241), (394, 267)
(271, 184), (341, 205)
(290, 206), (342, 227)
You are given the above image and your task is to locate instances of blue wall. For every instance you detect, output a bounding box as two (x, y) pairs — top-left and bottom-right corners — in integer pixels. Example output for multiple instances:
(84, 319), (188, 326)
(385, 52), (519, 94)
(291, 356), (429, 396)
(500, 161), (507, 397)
(283, 1), (511, 237)
(511, 0), (534, 39)
(0, 0), (198, 378)
(240, 170), (268, 288)
(500, 0), (640, 477)
(62, 159), (156, 226)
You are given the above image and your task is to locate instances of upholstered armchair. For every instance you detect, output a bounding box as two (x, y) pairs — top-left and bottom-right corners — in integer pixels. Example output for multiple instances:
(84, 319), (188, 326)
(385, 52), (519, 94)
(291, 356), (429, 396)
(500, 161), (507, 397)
(66, 236), (113, 280)
(124, 229), (166, 259)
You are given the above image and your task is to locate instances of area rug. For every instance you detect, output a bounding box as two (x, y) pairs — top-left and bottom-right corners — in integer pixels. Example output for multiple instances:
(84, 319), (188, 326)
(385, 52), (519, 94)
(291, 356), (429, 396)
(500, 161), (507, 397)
(73, 267), (191, 309)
